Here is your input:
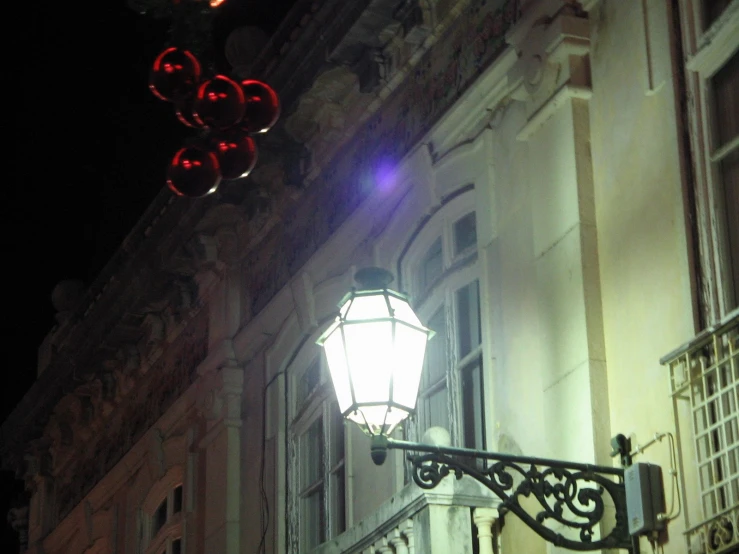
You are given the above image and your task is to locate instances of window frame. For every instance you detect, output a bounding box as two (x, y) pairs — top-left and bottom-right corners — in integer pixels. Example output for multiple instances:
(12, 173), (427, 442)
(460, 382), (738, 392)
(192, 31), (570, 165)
(140, 469), (185, 554)
(398, 189), (488, 452)
(414, 264), (484, 448)
(679, 0), (739, 320)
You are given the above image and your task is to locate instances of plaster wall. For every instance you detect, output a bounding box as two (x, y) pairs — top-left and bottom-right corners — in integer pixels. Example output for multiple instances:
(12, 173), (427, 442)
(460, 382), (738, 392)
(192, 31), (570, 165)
(589, 2), (695, 552)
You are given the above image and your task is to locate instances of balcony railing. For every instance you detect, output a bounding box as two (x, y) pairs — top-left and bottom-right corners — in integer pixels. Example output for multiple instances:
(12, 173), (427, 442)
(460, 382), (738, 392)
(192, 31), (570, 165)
(311, 474), (500, 554)
(661, 308), (739, 554)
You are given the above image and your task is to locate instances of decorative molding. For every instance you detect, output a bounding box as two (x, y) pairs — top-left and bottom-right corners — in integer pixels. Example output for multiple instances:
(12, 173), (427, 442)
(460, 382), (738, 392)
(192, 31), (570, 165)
(506, 3), (591, 140)
(50, 313), (207, 522)
(516, 83), (592, 141)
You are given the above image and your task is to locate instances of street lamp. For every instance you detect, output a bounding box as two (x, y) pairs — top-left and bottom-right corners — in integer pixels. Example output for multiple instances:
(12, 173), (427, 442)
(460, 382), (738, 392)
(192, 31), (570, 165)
(317, 268), (665, 552)
(316, 267), (434, 443)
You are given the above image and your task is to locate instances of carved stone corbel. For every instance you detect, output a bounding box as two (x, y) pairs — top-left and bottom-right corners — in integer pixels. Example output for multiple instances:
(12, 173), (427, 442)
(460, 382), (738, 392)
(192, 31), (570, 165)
(284, 66), (360, 165)
(506, 0), (591, 139)
(196, 365), (244, 429)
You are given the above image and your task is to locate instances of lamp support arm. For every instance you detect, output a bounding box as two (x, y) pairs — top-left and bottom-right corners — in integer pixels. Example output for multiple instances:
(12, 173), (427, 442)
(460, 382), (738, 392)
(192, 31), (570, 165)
(372, 435), (633, 552)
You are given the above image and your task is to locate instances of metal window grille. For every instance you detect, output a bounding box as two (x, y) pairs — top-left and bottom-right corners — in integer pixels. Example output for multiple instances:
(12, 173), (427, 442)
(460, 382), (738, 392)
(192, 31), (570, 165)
(663, 310), (739, 553)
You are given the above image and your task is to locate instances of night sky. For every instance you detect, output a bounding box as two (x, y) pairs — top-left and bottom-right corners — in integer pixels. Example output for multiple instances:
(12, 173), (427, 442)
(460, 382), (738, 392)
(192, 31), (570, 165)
(3, 0), (296, 548)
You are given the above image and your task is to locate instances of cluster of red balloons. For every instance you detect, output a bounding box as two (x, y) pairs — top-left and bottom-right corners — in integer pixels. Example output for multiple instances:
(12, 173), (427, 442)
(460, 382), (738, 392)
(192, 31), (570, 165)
(149, 47), (280, 198)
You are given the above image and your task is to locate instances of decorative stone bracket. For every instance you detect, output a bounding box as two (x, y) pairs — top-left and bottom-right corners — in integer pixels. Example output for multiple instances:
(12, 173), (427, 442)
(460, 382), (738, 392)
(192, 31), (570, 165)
(506, 0), (591, 140)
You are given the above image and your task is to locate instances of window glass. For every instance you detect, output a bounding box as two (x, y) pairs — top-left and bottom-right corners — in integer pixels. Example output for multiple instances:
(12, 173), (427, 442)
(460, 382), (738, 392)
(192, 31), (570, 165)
(172, 485), (183, 514)
(713, 50), (738, 148)
(418, 237), (443, 293)
(456, 280), (481, 359)
(301, 490), (324, 550)
(330, 466), (346, 537)
(300, 417), (323, 489)
(722, 147), (739, 309)
(424, 308), (448, 386)
(425, 387), (450, 431)
(712, 50), (739, 309)
(703, 0), (732, 28)
(461, 357), (485, 451)
(328, 404), (345, 536)
(153, 498), (167, 537)
(298, 357), (322, 407)
(329, 408), (345, 468)
(453, 212), (477, 255)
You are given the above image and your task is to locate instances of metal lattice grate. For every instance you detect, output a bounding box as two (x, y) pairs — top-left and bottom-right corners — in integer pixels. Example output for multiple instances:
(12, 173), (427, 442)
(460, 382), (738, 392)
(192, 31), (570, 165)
(664, 310), (739, 553)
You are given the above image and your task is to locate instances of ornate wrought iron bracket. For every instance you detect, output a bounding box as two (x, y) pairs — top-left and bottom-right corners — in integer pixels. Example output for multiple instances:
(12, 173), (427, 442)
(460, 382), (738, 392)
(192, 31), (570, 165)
(371, 436), (633, 552)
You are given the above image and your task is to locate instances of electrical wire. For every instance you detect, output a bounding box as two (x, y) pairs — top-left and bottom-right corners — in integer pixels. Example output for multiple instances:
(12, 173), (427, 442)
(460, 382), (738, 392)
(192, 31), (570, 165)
(662, 432), (681, 522)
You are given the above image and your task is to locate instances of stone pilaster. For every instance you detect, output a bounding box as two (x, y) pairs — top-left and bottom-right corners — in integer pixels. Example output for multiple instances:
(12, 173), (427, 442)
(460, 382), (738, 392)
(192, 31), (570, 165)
(197, 362), (244, 554)
(506, 3), (613, 547)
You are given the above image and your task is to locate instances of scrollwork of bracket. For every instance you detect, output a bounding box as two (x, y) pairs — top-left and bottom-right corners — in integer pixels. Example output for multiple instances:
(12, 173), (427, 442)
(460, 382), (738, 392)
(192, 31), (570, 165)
(410, 453), (631, 551)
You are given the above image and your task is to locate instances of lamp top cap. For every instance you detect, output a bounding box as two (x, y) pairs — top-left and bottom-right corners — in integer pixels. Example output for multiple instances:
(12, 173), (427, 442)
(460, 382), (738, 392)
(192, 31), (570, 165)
(354, 267), (394, 290)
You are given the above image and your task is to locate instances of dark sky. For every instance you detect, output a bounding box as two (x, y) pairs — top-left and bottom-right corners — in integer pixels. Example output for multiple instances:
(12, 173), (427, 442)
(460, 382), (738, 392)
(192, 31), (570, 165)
(3, 0), (296, 548)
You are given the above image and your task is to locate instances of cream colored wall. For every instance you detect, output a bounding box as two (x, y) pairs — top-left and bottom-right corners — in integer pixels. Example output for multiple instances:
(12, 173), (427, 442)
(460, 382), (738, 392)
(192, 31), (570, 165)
(245, 0), (701, 552)
(589, 1), (696, 552)
(370, 1), (695, 552)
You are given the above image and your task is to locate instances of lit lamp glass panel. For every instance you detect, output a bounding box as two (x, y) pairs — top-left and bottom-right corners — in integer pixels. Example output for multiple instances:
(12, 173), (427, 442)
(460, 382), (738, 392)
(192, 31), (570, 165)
(318, 286), (433, 436)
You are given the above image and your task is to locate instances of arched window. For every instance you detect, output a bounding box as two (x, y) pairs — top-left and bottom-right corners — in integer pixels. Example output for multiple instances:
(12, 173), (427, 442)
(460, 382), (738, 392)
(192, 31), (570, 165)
(141, 469), (185, 554)
(287, 346), (346, 551)
(399, 186), (486, 452)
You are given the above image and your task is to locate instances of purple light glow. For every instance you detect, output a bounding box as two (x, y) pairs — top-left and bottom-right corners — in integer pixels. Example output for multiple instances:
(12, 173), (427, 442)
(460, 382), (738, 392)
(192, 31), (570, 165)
(373, 158), (399, 194)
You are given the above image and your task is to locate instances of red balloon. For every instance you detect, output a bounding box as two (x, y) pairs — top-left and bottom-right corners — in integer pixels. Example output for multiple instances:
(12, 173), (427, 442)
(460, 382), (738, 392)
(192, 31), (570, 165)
(213, 133), (258, 180)
(149, 47), (201, 102)
(239, 80), (280, 134)
(193, 76), (245, 130)
(166, 146), (221, 197)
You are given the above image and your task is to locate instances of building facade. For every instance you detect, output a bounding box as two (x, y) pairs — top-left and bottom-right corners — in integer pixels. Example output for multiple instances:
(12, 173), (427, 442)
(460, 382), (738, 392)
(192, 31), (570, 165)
(2, 0), (737, 553)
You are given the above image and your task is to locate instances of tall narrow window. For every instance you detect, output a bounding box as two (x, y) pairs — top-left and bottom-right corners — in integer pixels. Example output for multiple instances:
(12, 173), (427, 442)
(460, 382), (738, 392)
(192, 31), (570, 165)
(299, 417), (325, 551)
(145, 479), (185, 554)
(681, 0), (739, 318)
(456, 280), (484, 451)
(712, 50), (739, 309)
(329, 408), (346, 537)
(291, 358), (347, 550)
(669, 6), (737, 549)
(407, 205), (486, 450)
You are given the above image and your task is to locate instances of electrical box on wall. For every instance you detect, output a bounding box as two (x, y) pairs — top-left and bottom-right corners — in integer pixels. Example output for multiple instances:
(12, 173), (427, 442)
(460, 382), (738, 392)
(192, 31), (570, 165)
(625, 463), (666, 535)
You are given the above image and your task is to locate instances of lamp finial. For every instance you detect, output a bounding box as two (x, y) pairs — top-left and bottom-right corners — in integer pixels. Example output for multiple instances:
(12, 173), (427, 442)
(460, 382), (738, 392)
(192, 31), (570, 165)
(354, 267), (393, 290)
